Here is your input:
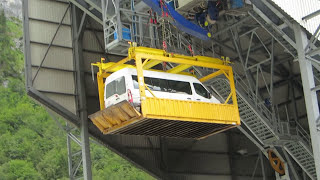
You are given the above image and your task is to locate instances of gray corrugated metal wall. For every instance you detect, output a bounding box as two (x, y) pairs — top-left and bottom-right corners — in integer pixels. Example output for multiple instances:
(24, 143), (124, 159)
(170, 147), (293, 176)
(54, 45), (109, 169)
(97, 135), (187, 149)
(26, 0), (76, 115)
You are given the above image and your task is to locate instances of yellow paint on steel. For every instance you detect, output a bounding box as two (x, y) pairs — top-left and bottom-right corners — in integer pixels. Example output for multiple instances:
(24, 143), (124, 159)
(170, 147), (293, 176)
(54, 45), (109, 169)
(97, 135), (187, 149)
(143, 97), (240, 125)
(135, 55), (148, 117)
(92, 62), (195, 76)
(89, 46), (240, 138)
(135, 53), (232, 71)
(167, 64), (192, 73)
(129, 46), (165, 57)
(227, 67), (239, 119)
(199, 69), (224, 83)
(97, 72), (105, 110)
(145, 85), (157, 97)
(104, 57), (130, 72)
(194, 55), (226, 64)
(224, 92), (232, 104)
(101, 62), (136, 72)
(141, 58), (150, 67)
(143, 60), (162, 69)
(222, 70), (229, 79)
(165, 54), (230, 74)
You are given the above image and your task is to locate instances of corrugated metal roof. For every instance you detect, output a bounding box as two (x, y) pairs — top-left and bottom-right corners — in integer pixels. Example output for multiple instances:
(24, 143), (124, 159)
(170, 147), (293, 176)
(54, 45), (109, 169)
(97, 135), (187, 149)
(271, 0), (320, 35)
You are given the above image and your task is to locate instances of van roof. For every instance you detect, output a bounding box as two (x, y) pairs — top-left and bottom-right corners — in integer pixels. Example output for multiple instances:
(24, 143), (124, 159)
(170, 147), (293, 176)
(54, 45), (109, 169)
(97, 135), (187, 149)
(107, 68), (200, 83)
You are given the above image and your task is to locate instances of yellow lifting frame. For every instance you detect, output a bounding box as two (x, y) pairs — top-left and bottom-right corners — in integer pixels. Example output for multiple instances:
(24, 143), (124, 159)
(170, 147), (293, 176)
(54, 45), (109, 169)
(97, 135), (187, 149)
(90, 45), (240, 136)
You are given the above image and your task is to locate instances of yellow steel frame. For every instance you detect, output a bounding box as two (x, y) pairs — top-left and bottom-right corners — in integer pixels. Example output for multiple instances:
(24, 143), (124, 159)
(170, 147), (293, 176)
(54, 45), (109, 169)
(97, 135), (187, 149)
(91, 45), (240, 131)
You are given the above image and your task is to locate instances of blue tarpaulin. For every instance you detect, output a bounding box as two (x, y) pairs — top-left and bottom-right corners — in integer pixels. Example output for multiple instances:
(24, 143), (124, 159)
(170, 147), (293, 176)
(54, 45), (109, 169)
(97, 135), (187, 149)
(231, 0), (244, 9)
(143, 0), (210, 41)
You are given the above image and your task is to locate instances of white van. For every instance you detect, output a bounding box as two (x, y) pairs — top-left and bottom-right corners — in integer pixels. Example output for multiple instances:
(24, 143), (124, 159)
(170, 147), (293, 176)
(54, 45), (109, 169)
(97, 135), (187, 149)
(104, 68), (220, 109)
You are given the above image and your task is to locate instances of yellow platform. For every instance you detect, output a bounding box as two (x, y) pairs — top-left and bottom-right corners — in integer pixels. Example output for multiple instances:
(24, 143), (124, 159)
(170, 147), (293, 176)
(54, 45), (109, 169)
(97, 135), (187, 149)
(89, 45), (240, 139)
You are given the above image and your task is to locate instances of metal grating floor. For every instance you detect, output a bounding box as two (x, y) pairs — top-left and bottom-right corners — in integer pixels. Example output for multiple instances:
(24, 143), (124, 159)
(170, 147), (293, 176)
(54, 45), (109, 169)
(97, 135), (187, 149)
(111, 119), (236, 139)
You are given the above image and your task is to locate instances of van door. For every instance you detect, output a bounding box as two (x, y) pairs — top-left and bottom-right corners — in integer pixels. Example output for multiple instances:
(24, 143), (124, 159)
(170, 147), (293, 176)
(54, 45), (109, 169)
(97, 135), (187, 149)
(192, 83), (212, 103)
(104, 76), (127, 108)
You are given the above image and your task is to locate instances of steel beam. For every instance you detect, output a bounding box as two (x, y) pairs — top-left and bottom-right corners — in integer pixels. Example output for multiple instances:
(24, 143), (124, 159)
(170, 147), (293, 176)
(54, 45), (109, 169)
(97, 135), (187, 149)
(229, 28), (261, 99)
(66, 126), (74, 179)
(259, 151), (266, 180)
(227, 132), (236, 180)
(23, 0), (34, 88)
(71, 5), (92, 180)
(69, 0), (102, 24)
(308, 47), (320, 57)
(76, 12), (87, 39)
(270, 38), (275, 114)
(213, 16), (252, 37)
(302, 9), (320, 21)
(283, 148), (301, 180)
(83, 0), (101, 12)
(305, 24), (320, 53)
(294, 23), (320, 179)
(66, 123), (83, 180)
(289, 61), (299, 123)
(259, 74), (301, 93)
(277, 96), (303, 107)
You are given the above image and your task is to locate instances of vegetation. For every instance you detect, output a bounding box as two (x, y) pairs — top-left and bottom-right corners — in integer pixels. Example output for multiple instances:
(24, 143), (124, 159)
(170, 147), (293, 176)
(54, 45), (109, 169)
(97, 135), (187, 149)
(0, 8), (153, 180)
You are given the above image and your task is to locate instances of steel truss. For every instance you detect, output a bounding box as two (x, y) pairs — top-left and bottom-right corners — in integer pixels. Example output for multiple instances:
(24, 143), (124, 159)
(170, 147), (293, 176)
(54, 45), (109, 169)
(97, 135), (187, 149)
(66, 123), (84, 180)
(50, 113), (101, 180)
(294, 23), (320, 180)
(64, 0), (320, 179)
(225, 25), (316, 179)
(71, 4), (93, 180)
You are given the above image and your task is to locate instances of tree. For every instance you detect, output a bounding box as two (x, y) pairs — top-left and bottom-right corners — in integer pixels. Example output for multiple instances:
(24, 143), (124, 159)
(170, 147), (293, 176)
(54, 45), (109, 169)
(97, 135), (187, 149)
(0, 8), (23, 82)
(0, 160), (41, 180)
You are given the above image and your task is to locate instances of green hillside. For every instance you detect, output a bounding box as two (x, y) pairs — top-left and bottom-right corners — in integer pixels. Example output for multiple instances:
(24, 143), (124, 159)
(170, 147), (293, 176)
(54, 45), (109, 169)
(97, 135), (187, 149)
(0, 8), (153, 180)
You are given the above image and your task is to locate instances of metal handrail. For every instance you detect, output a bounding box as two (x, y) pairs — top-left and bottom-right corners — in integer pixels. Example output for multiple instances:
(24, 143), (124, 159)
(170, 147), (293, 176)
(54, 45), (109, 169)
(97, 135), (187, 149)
(234, 70), (312, 147)
(296, 122), (312, 149)
(162, 24), (312, 150)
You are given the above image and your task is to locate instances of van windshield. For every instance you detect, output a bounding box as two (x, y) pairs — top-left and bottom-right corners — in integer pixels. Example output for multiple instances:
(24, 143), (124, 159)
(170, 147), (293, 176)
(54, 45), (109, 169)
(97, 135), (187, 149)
(105, 76), (126, 98)
(193, 83), (210, 99)
(132, 75), (192, 95)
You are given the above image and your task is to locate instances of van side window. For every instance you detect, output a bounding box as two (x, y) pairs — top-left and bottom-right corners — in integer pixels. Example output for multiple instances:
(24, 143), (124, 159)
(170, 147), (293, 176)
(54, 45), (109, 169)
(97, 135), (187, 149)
(132, 75), (139, 89)
(152, 78), (167, 91)
(132, 76), (154, 90)
(168, 80), (191, 94)
(105, 76), (126, 98)
(193, 83), (210, 99)
(132, 75), (191, 95)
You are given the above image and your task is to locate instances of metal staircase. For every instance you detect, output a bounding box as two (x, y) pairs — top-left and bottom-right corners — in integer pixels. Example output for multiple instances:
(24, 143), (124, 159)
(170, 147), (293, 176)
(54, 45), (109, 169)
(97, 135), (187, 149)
(208, 76), (317, 179)
(285, 141), (316, 178)
(210, 78), (279, 144)
(164, 23), (317, 178)
(249, 0), (297, 57)
(248, 10), (296, 57)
